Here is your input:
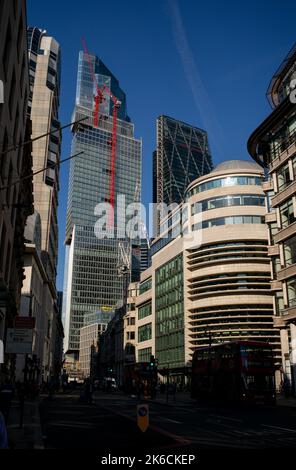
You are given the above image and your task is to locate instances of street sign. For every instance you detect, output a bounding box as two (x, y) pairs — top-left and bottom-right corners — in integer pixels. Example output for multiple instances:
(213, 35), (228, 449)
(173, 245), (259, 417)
(14, 316), (35, 329)
(137, 404), (149, 433)
(6, 328), (33, 354)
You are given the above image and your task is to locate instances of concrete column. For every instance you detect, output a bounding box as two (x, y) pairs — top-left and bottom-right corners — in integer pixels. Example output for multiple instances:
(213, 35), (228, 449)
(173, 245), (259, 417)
(280, 328), (292, 386)
(290, 324), (296, 362)
(290, 323), (296, 396)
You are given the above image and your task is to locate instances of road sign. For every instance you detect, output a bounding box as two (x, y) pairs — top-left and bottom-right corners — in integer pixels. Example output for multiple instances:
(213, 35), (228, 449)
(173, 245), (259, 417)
(137, 404), (149, 433)
(14, 316), (35, 329)
(6, 328), (33, 354)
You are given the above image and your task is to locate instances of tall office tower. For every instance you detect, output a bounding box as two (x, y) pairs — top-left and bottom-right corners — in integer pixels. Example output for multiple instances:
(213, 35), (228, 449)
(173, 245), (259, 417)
(63, 51), (141, 357)
(27, 27), (61, 282)
(153, 115), (213, 235)
(0, 0), (33, 375)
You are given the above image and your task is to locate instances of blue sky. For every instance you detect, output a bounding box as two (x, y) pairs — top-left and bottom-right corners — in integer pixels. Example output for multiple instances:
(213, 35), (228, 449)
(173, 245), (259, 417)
(27, 0), (296, 290)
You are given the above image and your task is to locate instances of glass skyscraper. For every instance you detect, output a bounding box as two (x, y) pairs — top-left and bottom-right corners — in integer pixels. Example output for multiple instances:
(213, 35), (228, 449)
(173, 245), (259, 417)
(63, 52), (141, 355)
(153, 115), (213, 235)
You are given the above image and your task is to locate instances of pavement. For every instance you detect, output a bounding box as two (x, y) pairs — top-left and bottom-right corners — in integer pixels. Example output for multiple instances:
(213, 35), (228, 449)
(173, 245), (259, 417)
(6, 398), (44, 449)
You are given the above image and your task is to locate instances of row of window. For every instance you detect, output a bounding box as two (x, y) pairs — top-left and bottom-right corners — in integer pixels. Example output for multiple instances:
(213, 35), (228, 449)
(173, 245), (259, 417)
(193, 215), (265, 230)
(138, 302), (152, 320)
(191, 194), (265, 214)
(187, 176), (262, 197)
(139, 278), (152, 294)
(138, 323), (152, 343)
(138, 347), (152, 362)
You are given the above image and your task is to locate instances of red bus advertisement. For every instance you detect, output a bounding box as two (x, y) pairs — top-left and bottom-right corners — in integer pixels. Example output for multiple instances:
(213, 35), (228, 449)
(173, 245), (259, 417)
(191, 341), (276, 405)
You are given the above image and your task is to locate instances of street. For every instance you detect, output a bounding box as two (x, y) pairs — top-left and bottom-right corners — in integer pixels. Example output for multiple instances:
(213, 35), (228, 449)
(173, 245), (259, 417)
(39, 390), (296, 451)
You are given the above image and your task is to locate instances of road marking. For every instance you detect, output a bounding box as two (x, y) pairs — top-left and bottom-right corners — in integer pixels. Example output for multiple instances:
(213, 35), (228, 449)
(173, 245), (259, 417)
(262, 424), (296, 433)
(210, 414), (243, 423)
(49, 422), (95, 429)
(161, 418), (182, 424)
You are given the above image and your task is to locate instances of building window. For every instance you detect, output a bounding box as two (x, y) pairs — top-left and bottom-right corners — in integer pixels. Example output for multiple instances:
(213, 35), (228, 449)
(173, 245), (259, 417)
(193, 215), (265, 230)
(127, 331), (135, 341)
(155, 254), (184, 368)
(280, 199), (296, 229)
(266, 191), (275, 213)
(139, 278), (152, 294)
(127, 317), (135, 326)
(269, 222), (278, 245)
(138, 302), (152, 320)
(272, 257), (281, 276)
(138, 347), (152, 363)
(192, 194), (265, 214)
(287, 277), (296, 308)
(138, 323), (152, 342)
(275, 291), (284, 316)
(187, 175), (262, 197)
(277, 163), (292, 191)
(284, 235), (296, 266)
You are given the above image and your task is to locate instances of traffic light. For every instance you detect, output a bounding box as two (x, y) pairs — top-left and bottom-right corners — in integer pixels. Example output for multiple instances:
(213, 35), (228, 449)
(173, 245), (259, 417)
(150, 355), (155, 368)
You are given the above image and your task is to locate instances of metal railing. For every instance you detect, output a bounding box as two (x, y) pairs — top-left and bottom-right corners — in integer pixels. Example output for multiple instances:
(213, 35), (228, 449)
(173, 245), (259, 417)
(270, 128), (296, 161)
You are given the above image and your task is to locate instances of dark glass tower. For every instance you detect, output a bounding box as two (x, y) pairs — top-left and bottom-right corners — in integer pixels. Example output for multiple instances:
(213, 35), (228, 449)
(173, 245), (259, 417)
(153, 115), (213, 234)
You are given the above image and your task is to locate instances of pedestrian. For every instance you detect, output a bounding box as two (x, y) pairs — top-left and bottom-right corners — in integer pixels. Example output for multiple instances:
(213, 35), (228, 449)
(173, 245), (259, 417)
(172, 381), (177, 402)
(283, 376), (291, 398)
(16, 381), (25, 428)
(0, 379), (14, 423)
(0, 412), (8, 449)
(84, 378), (92, 404)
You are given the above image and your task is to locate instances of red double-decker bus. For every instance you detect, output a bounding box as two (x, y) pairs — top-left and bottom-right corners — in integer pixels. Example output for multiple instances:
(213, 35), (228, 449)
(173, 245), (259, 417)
(191, 341), (276, 405)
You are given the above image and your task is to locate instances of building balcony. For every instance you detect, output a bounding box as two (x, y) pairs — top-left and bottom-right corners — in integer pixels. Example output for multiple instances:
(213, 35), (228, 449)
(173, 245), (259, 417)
(265, 212), (277, 223)
(273, 316), (287, 328)
(271, 180), (296, 207)
(262, 180), (274, 192)
(281, 306), (296, 323)
(268, 244), (280, 256)
(269, 136), (296, 173)
(277, 263), (296, 281)
(274, 221), (296, 244)
(270, 280), (282, 291)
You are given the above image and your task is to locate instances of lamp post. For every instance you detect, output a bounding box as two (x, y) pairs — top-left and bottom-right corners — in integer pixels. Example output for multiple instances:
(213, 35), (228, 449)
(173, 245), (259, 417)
(166, 349), (170, 403)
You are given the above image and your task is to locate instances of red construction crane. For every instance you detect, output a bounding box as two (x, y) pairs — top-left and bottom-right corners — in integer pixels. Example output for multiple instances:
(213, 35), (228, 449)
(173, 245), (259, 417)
(81, 38), (121, 217)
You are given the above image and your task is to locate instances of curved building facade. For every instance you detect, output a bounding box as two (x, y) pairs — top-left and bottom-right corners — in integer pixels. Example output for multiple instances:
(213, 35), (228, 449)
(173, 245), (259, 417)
(183, 161), (280, 362)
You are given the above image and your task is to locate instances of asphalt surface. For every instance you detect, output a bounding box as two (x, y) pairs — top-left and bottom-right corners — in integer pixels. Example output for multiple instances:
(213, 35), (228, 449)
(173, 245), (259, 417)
(39, 390), (296, 452)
